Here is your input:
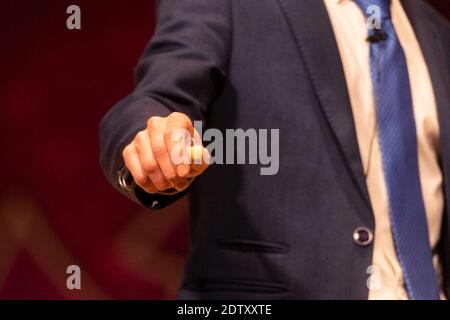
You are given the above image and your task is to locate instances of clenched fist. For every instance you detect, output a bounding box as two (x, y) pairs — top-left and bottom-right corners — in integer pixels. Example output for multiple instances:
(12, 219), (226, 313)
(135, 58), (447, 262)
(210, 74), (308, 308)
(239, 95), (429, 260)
(122, 112), (209, 194)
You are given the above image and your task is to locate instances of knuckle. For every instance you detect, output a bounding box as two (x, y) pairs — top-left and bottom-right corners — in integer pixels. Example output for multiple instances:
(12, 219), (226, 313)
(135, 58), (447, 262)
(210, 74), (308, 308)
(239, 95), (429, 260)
(169, 112), (183, 119)
(147, 116), (163, 130)
(170, 112), (192, 127)
(135, 130), (147, 143)
(122, 145), (132, 159)
(181, 115), (193, 129)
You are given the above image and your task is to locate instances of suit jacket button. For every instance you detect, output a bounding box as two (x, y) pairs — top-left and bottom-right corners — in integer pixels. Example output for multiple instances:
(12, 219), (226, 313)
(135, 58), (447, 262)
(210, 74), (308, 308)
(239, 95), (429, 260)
(353, 227), (373, 247)
(151, 200), (159, 209)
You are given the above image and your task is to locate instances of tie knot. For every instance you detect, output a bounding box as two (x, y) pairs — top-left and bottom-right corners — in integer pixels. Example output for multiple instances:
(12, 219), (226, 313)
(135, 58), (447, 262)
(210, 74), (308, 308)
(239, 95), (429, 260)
(354, 0), (392, 20)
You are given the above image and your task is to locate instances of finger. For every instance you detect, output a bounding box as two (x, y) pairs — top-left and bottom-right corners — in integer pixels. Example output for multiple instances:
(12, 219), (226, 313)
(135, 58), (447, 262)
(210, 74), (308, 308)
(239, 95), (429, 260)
(149, 117), (189, 191)
(135, 131), (171, 192)
(123, 145), (157, 193)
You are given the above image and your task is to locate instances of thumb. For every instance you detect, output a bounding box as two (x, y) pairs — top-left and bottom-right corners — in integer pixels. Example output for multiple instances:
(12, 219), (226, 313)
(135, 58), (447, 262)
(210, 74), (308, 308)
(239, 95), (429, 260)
(177, 145), (210, 178)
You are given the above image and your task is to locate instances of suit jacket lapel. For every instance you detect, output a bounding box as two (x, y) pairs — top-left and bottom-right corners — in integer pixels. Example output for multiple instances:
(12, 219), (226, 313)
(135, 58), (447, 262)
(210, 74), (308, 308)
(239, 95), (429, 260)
(275, 0), (372, 209)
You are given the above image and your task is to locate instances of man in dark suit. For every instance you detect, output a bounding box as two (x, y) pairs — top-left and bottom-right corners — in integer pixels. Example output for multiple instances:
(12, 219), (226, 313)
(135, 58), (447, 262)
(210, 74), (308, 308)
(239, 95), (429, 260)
(100, 0), (449, 299)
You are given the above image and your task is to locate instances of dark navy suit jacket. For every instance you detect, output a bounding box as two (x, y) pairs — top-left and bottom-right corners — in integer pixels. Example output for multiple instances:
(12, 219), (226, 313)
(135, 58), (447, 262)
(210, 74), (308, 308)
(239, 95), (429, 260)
(100, 0), (450, 299)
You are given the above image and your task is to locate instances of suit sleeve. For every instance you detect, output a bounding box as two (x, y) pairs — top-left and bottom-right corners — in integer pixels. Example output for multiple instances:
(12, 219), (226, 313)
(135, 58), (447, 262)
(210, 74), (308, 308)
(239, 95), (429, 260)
(99, 0), (232, 210)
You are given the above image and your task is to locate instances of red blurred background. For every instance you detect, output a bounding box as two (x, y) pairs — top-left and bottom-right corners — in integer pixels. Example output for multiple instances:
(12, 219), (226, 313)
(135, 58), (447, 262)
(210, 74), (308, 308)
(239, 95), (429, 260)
(0, 1), (448, 299)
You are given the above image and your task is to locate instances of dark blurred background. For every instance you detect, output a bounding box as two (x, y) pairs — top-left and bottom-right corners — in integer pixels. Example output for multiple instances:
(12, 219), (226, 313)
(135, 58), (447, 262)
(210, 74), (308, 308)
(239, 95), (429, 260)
(0, 1), (448, 299)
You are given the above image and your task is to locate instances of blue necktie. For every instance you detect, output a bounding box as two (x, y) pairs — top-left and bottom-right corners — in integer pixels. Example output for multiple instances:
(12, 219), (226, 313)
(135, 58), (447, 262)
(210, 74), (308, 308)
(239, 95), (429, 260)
(353, 0), (439, 299)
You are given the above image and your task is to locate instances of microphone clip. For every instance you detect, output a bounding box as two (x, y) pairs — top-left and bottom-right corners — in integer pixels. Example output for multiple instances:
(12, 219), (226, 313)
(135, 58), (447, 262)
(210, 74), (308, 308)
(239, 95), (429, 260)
(367, 29), (388, 43)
